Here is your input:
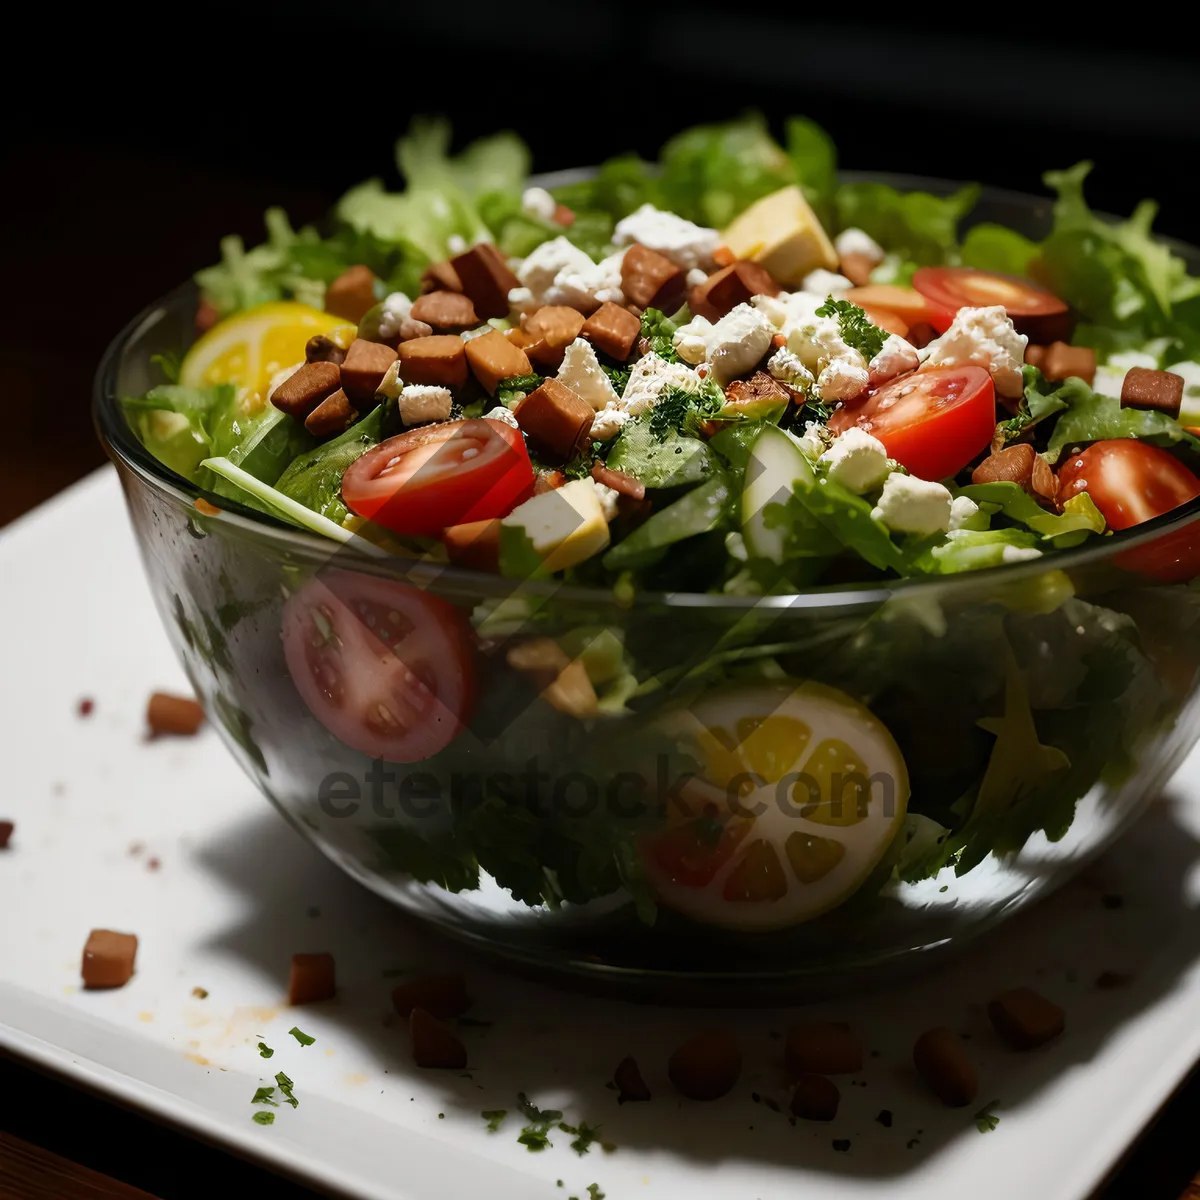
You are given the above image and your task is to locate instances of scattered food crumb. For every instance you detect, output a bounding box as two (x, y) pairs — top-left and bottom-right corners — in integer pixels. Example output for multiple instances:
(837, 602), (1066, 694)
(875, 1109), (893, 1128)
(289, 1026), (316, 1047)
(410, 1008), (467, 1069)
(1095, 970), (1133, 989)
(288, 952), (336, 1005)
(913, 1027), (978, 1107)
(147, 857), (161, 872)
(0, 821), (13, 850)
(974, 1100), (1001, 1133)
(77, 697), (95, 717)
(482, 1110), (507, 1133)
(790, 1074), (840, 1122)
(987, 987), (1065, 1050)
(1101, 893), (1124, 910)
(275, 1072), (298, 1108)
(146, 691), (206, 737)
(252, 1111), (275, 1126)
(613, 1056), (651, 1104)
(391, 972), (470, 1019)
(907, 1137), (920, 1150)
(438, 1113), (445, 1120)
(258, 1042), (274, 1059)
(831, 1138), (851, 1152)
(81, 929), (138, 990)
(191, 986), (208, 1000)
(128, 842), (144, 857)
(668, 1029), (741, 1101)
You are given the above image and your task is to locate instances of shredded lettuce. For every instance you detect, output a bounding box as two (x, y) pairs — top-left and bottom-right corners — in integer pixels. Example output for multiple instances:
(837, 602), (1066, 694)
(960, 222), (1039, 276)
(273, 407), (383, 525)
(958, 482), (1106, 547)
(1044, 382), (1200, 463)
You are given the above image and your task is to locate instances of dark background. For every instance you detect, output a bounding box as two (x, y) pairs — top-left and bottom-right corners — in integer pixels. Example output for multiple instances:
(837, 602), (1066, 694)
(2, 8), (1200, 1196)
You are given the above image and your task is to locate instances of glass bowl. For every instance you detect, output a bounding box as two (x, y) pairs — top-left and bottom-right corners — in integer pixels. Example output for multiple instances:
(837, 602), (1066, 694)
(94, 174), (1200, 1000)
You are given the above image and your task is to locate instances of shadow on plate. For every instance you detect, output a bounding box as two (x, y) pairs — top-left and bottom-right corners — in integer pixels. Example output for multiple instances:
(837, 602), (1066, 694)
(190, 791), (1200, 1184)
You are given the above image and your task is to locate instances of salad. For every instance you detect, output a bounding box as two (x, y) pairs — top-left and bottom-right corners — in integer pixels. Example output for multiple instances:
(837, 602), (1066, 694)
(120, 115), (1200, 935)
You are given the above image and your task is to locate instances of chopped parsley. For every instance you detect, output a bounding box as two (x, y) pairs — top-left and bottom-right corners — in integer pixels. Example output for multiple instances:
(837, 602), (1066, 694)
(647, 379), (724, 441)
(481, 1109), (508, 1133)
(275, 1071), (299, 1108)
(560, 1120), (602, 1157)
(588, 1187), (605, 1200)
(601, 363), (631, 394)
(518, 1127), (552, 1152)
(639, 308), (681, 362)
(288, 1026), (316, 1047)
(257, 1042), (274, 1059)
(814, 295), (887, 360)
(974, 1100), (1001, 1133)
(251, 1087), (278, 1106)
(497, 372), (543, 407)
(517, 1092), (563, 1126)
(563, 443), (601, 480)
(251, 1111), (276, 1126)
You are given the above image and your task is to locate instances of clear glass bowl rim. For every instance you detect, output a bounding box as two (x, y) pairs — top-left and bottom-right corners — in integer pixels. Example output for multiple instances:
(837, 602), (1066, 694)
(93, 168), (1200, 615)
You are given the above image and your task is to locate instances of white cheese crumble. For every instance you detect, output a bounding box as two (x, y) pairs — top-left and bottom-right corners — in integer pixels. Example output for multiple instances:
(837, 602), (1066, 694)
(948, 495), (981, 531)
(620, 353), (704, 416)
(789, 420), (832, 462)
(871, 474), (954, 536)
(705, 303), (775, 384)
(447, 234), (468, 256)
(920, 305), (1028, 399)
(521, 186), (558, 222)
(833, 227), (885, 264)
(1002, 544), (1043, 564)
(373, 292), (414, 342)
(767, 347), (814, 391)
(398, 384), (453, 426)
(613, 203), (720, 272)
(483, 405), (519, 428)
(818, 428), (892, 494)
(801, 268), (853, 297)
(672, 315), (713, 366)
(557, 338), (620, 411)
(592, 480), (621, 522)
(514, 237), (625, 312)
(868, 334), (920, 386)
(590, 404), (629, 441)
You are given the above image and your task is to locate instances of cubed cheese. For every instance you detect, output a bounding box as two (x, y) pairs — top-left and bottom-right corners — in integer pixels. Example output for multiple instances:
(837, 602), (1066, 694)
(398, 384), (453, 426)
(833, 227), (884, 264)
(613, 203), (720, 272)
(801, 268), (852, 297)
(721, 185), (838, 284)
(706, 303), (775, 384)
(871, 474), (953, 536)
(818, 428), (891, 494)
(557, 338), (620, 411)
(501, 478), (610, 572)
(521, 186), (558, 222)
(920, 305), (1028, 399)
(621, 352), (704, 416)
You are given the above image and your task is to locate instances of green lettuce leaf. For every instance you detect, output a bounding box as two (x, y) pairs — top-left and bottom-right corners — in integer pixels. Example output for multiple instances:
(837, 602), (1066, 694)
(605, 419), (713, 489)
(1044, 383), (1200, 463)
(274, 406), (383, 525)
(960, 222), (1038, 276)
(784, 116), (837, 219)
(603, 473), (731, 570)
(834, 182), (980, 272)
(957, 482), (1106, 546)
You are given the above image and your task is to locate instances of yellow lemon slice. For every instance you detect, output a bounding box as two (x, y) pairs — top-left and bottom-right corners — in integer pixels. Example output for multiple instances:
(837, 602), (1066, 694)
(180, 302), (355, 397)
(643, 682), (909, 931)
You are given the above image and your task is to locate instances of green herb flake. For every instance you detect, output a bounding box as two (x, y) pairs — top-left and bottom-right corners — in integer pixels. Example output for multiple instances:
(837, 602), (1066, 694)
(251, 1087), (278, 1106)
(257, 1042), (275, 1059)
(251, 1111), (276, 1126)
(516, 1092), (564, 1126)
(288, 1026), (316, 1047)
(482, 1109), (508, 1133)
(814, 296), (888, 360)
(974, 1101), (1001, 1133)
(275, 1071), (299, 1108)
(587, 1186), (606, 1200)
(647, 388), (695, 440)
(566, 1121), (602, 1157)
(518, 1127), (553, 1152)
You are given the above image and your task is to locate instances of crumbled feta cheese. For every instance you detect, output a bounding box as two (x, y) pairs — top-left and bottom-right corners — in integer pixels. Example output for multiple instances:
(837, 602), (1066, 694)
(818, 428), (891, 494)
(521, 186), (558, 222)
(753, 289), (824, 331)
(801, 268), (853, 297)
(613, 203), (720, 272)
(948, 495), (980, 531)
(590, 404), (629, 441)
(868, 334), (920, 386)
(592, 480), (621, 522)
(871, 474), (953, 536)
(706, 303), (775, 383)
(672, 315), (713, 365)
(557, 338), (619, 411)
(686, 267), (709, 288)
(752, 293), (791, 329)
(1002, 544), (1043, 564)
(266, 362), (302, 403)
(783, 308), (868, 401)
(507, 285), (537, 317)
(374, 292), (414, 342)
(515, 237), (624, 311)
(920, 305), (1028, 399)
(833, 227), (885, 264)
(398, 384), (453, 426)
(621, 353), (703, 415)
(1108, 349), (1160, 372)
(817, 357), (870, 402)
(447, 234), (468, 256)
(767, 347), (814, 391)
(483, 405), (519, 428)
(789, 420), (832, 462)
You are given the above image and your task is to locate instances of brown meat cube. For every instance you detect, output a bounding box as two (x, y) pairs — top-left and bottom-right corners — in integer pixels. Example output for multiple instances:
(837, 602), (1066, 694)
(581, 302), (641, 360)
(443, 519), (502, 573)
(523, 306), (585, 369)
(1041, 342), (1096, 385)
(988, 986), (1065, 1050)
(270, 361), (342, 418)
(325, 265), (378, 324)
(195, 297), (220, 334)
(700, 261), (781, 318)
(725, 371), (790, 409)
(668, 1029), (741, 1101)
(514, 379), (594, 463)
(1121, 366), (1184, 419)
(341, 339), (399, 404)
(591, 463), (645, 501)
(1024, 344), (1046, 370)
(971, 443), (1057, 507)
(839, 252), (875, 287)
(391, 972), (471, 1019)
(913, 1027), (978, 1107)
(305, 334), (346, 366)
(82, 929), (138, 990)
(784, 1021), (863, 1078)
(790, 1074), (841, 1122)
(464, 329), (532, 394)
(409, 291), (479, 333)
(421, 260), (463, 294)
(410, 1007), (467, 1069)
(621, 243), (685, 312)
(0, 821), (12, 849)
(146, 692), (205, 737)
(288, 952), (335, 1004)
(399, 336), (469, 389)
(613, 1055), (651, 1103)
(452, 243), (521, 319)
(305, 389), (356, 437)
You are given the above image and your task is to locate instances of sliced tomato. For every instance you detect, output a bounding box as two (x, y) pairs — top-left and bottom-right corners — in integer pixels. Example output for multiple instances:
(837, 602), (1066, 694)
(912, 266), (1069, 339)
(829, 366), (996, 481)
(343, 418), (534, 538)
(860, 305), (909, 339)
(282, 571), (476, 762)
(1058, 440), (1200, 581)
(842, 285), (935, 325)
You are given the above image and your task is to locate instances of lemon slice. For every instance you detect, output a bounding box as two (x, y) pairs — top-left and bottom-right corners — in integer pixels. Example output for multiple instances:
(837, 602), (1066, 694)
(643, 682), (909, 931)
(180, 302), (355, 397)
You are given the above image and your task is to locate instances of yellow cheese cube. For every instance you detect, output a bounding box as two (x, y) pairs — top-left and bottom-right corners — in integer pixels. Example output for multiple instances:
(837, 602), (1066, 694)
(722, 185), (838, 285)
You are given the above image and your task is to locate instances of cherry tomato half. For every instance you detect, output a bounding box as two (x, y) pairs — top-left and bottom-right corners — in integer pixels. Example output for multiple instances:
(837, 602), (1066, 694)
(343, 418), (534, 538)
(912, 266), (1069, 339)
(282, 571), (476, 762)
(829, 366), (996, 482)
(1058, 439), (1200, 582)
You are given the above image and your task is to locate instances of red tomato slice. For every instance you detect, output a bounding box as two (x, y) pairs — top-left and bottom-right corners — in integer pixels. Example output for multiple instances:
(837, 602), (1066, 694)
(860, 305), (909, 339)
(282, 571), (476, 762)
(828, 366), (996, 481)
(343, 418), (534, 538)
(1057, 440), (1200, 582)
(912, 266), (1069, 337)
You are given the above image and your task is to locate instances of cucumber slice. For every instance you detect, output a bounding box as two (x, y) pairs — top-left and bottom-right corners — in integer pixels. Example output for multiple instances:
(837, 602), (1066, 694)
(741, 425), (815, 563)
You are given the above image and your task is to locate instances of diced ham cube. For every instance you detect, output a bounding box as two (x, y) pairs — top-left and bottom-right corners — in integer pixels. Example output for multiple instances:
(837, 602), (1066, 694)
(410, 1007), (467, 1069)
(620, 243), (685, 312)
(325, 265), (379, 324)
(288, 952), (335, 1004)
(270, 361), (341, 418)
(398, 336), (469, 389)
(421, 261), (463, 294)
(341, 340), (399, 404)
(987, 986), (1065, 1050)
(82, 929), (138, 989)
(410, 291), (479, 333)
(304, 388), (356, 437)
(451, 243), (521, 319)
(463, 329), (532, 394)
(390, 972), (471, 1019)
(1121, 367), (1185, 418)
(581, 302), (641, 361)
(523, 306), (585, 369)
(442, 519), (502, 573)
(146, 692), (205, 736)
(695, 261), (780, 320)
(514, 379), (594, 463)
